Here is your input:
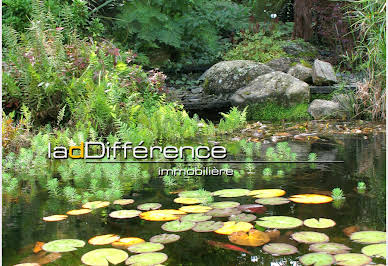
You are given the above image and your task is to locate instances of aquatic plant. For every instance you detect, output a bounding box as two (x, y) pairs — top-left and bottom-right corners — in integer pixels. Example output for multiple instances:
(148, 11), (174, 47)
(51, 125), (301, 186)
(254, 142), (262, 157)
(308, 153), (318, 162)
(276, 170), (285, 177)
(262, 168), (272, 176)
(357, 181), (366, 192)
(46, 179), (60, 197)
(245, 158), (255, 173)
(218, 107), (247, 134)
(331, 188), (345, 200)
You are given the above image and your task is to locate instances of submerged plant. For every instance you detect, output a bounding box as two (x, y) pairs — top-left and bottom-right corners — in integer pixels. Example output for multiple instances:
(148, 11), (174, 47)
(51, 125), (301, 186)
(276, 170), (284, 177)
(331, 188), (345, 200)
(245, 158), (255, 173)
(308, 153), (318, 162)
(263, 168), (272, 177)
(357, 182), (367, 193)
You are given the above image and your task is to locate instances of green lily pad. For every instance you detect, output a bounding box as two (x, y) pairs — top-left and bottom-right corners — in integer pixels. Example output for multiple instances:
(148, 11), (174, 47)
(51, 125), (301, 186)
(212, 189), (250, 197)
(209, 201), (240, 208)
(206, 208), (241, 217)
(178, 190), (212, 199)
(309, 243), (351, 254)
(255, 197), (290, 205)
(361, 244), (386, 259)
(109, 210), (142, 219)
(192, 221), (224, 232)
(291, 231), (329, 244)
(229, 213), (256, 222)
(350, 231), (386, 244)
(137, 203), (162, 211)
(42, 239), (85, 253)
(161, 220), (195, 232)
(299, 252), (335, 266)
(125, 252), (168, 265)
(81, 248), (129, 266)
(149, 234), (180, 244)
(262, 243), (298, 256)
(128, 242), (164, 253)
(180, 213), (212, 222)
(304, 218), (336, 228)
(334, 253), (372, 266)
(255, 216), (303, 229)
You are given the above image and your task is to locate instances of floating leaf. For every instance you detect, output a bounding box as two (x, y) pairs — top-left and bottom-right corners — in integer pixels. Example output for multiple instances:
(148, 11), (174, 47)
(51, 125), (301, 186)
(125, 252), (168, 265)
(113, 199), (134, 205)
(209, 201), (240, 209)
(206, 208), (241, 217)
(19, 252), (62, 265)
(82, 201), (110, 209)
(89, 234), (120, 245)
(66, 209), (92, 215)
(42, 215), (67, 222)
(361, 244), (386, 259)
(228, 229), (270, 247)
(255, 197), (290, 205)
(14, 264), (40, 266)
(237, 204), (266, 214)
(179, 205), (212, 213)
(137, 203), (162, 211)
(309, 243), (351, 254)
(81, 248), (128, 266)
(112, 238), (145, 249)
(178, 190), (212, 198)
(109, 210), (141, 219)
(255, 216), (303, 229)
(212, 189), (250, 197)
(334, 253), (372, 266)
(291, 231), (329, 244)
(350, 231), (386, 244)
(127, 242), (164, 253)
(249, 189), (286, 198)
(42, 239), (85, 253)
(299, 252), (335, 266)
(150, 234), (180, 244)
(262, 243), (298, 256)
(214, 221), (253, 235)
(289, 194), (333, 204)
(180, 213), (212, 222)
(229, 213), (256, 222)
(174, 197), (201, 204)
(139, 210), (185, 221)
(192, 221), (224, 232)
(206, 240), (252, 255)
(304, 218), (336, 228)
(161, 220), (195, 232)
(33, 241), (45, 253)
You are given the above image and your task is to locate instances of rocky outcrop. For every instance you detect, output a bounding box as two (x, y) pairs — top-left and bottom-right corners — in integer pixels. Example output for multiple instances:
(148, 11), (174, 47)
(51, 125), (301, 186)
(287, 64), (313, 83)
(230, 71), (310, 107)
(281, 41), (318, 60)
(308, 99), (344, 119)
(200, 60), (273, 94)
(312, 59), (337, 85)
(266, 57), (294, 73)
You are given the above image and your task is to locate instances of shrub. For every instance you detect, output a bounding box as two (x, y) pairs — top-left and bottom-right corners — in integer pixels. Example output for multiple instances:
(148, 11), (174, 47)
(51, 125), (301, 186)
(218, 107), (248, 134)
(247, 102), (310, 121)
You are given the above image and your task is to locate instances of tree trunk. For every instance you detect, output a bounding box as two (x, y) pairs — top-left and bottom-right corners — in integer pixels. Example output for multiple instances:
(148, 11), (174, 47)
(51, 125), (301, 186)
(293, 0), (313, 41)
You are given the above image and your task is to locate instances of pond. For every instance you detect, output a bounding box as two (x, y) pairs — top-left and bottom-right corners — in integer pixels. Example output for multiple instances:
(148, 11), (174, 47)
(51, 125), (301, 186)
(2, 133), (386, 265)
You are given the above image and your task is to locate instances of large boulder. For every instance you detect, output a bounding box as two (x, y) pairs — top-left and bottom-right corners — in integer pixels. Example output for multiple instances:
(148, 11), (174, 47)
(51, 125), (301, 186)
(312, 59), (337, 85)
(230, 71), (310, 107)
(308, 99), (344, 119)
(201, 60), (273, 95)
(266, 57), (294, 73)
(281, 41), (318, 60)
(287, 64), (313, 83)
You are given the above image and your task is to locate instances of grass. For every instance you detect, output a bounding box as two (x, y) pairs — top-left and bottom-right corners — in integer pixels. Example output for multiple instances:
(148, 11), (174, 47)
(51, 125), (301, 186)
(247, 102), (310, 122)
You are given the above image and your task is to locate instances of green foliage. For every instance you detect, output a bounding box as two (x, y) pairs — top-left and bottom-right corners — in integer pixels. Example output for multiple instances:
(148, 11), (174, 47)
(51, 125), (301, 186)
(357, 181), (366, 193)
(218, 107), (247, 134)
(262, 167), (272, 176)
(247, 102), (310, 121)
(331, 188), (345, 200)
(308, 153), (317, 162)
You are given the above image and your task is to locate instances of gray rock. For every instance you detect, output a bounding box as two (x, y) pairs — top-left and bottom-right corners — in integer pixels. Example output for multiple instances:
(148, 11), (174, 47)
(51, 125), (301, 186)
(230, 71), (310, 107)
(281, 42), (318, 59)
(266, 57), (294, 72)
(312, 59), (337, 85)
(287, 64), (313, 83)
(200, 60), (273, 94)
(308, 99), (344, 119)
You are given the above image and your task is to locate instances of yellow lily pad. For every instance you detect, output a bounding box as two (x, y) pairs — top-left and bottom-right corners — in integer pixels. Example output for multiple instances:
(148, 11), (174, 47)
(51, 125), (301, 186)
(82, 201), (110, 209)
(42, 215), (68, 222)
(249, 189), (286, 198)
(66, 209), (92, 215)
(179, 205), (212, 213)
(139, 210), (186, 221)
(112, 238), (145, 248)
(228, 229), (270, 247)
(214, 221), (253, 235)
(173, 198), (201, 204)
(109, 210), (141, 219)
(113, 199), (134, 205)
(289, 194), (333, 204)
(81, 248), (128, 266)
(88, 234), (120, 245)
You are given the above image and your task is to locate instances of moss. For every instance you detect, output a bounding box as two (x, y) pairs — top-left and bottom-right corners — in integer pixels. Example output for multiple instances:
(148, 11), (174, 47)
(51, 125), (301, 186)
(202, 78), (209, 90)
(247, 102), (311, 121)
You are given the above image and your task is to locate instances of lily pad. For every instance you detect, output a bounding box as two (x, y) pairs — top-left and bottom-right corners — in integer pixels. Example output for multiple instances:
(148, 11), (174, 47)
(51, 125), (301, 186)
(214, 221), (253, 235)
(113, 199), (134, 205)
(42, 239), (85, 253)
(229, 213), (256, 222)
(255, 216), (303, 229)
(228, 229), (270, 247)
(112, 238), (145, 248)
(109, 210), (141, 219)
(128, 242), (164, 253)
(82, 201), (110, 209)
(125, 252), (168, 265)
(66, 209), (92, 215)
(161, 220), (195, 232)
(309, 243), (351, 254)
(299, 252), (335, 266)
(289, 194), (333, 204)
(14, 264), (40, 266)
(174, 197), (201, 204)
(209, 201), (240, 209)
(81, 248), (128, 266)
(150, 234), (180, 244)
(137, 203), (162, 211)
(192, 221), (224, 232)
(349, 231), (386, 244)
(238, 204), (266, 214)
(89, 234), (121, 245)
(206, 208), (241, 217)
(255, 197), (290, 205)
(361, 244), (386, 259)
(178, 190), (212, 198)
(304, 218), (336, 228)
(291, 231), (329, 244)
(262, 243), (298, 256)
(249, 189), (286, 198)
(180, 213), (212, 222)
(334, 253), (372, 266)
(179, 205), (212, 213)
(139, 210), (186, 221)
(212, 189), (250, 197)
(42, 215), (68, 222)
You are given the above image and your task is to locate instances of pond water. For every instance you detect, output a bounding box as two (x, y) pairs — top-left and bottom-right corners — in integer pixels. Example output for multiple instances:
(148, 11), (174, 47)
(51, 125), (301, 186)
(2, 133), (386, 265)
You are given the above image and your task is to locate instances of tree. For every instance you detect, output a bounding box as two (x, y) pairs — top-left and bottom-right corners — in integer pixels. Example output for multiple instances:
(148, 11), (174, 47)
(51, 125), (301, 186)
(293, 0), (313, 41)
